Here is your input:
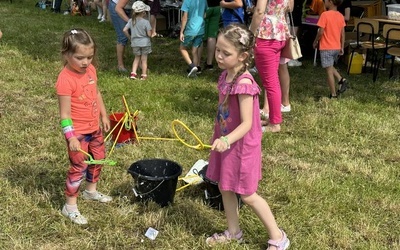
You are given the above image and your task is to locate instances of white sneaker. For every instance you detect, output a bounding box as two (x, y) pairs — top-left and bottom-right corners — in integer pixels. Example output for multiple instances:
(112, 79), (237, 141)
(61, 205), (88, 225)
(97, 13), (102, 19)
(187, 66), (198, 78)
(281, 104), (291, 113)
(82, 190), (113, 203)
(288, 59), (302, 67)
(99, 17), (106, 22)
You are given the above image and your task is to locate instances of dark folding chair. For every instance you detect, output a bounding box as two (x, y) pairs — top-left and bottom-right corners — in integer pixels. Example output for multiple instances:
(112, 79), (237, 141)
(348, 18), (386, 82)
(383, 24), (400, 79)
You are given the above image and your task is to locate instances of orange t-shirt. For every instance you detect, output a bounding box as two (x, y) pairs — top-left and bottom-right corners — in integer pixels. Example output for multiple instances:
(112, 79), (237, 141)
(317, 10), (346, 50)
(55, 64), (100, 134)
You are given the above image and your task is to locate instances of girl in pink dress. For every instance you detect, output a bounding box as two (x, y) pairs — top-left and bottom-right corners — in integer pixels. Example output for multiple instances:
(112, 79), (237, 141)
(205, 23), (290, 250)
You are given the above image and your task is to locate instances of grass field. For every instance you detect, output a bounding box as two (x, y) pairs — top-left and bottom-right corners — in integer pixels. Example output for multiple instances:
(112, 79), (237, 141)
(0, 1), (399, 249)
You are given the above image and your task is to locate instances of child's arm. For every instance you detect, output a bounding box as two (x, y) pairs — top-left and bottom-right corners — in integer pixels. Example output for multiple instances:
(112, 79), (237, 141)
(220, 0), (243, 9)
(340, 27), (345, 55)
(147, 23), (152, 37)
(313, 28), (324, 49)
(288, 0), (294, 12)
(211, 78), (253, 152)
(97, 89), (110, 132)
(180, 11), (188, 42)
(58, 95), (81, 151)
(249, 0), (267, 35)
(123, 26), (130, 40)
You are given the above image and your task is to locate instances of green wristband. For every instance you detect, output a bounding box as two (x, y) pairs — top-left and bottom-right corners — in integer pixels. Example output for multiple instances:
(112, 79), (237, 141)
(220, 136), (230, 149)
(60, 118), (73, 128)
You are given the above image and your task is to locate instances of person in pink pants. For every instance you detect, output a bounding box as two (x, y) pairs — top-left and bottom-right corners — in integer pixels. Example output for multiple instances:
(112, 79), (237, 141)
(250, 0), (293, 133)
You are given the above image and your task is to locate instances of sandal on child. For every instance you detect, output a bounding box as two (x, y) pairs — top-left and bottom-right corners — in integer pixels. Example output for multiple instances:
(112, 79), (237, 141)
(337, 78), (348, 94)
(205, 230), (244, 247)
(130, 72), (137, 79)
(267, 229), (290, 250)
(140, 74), (147, 80)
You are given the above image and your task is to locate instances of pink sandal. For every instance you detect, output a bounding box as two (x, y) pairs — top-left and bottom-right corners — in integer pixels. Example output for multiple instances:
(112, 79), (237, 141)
(205, 230), (243, 246)
(267, 229), (290, 250)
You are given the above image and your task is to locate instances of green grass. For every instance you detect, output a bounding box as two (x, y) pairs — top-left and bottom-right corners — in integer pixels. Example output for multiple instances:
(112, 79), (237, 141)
(0, 1), (400, 249)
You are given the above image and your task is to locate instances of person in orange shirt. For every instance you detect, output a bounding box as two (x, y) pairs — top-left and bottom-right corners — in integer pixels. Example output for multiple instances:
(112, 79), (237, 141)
(56, 28), (112, 225)
(313, 0), (348, 98)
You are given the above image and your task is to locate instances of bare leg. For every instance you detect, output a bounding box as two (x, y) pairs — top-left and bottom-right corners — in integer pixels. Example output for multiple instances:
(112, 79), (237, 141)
(100, 0), (107, 21)
(197, 44), (203, 68)
(332, 67), (342, 82)
(261, 91), (269, 115)
(207, 37), (216, 65)
(86, 182), (97, 192)
(241, 193), (283, 250)
(132, 55), (141, 74)
(150, 14), (157, 37)
(191, 46), (199, 66)
(66, 196), (77, 205)
(179, 45), (192, 65)
(279, 63), (290, 106)
(94, 0), (103, 18)
(220, 190), (241, 236)
(117, 43), (126, 70)
(326, 66), (337, 96)
(140, 54), (148, 75)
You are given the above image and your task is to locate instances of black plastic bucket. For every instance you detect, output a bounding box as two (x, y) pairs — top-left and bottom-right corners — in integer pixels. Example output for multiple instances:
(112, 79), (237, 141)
(128, 159), (182, 207)
(203, 176), (225, 210)
(199, 165), (242, 211)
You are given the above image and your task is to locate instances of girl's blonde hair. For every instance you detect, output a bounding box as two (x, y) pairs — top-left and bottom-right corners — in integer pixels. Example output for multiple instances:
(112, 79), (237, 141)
(131, 11), (146, 27)
(218, 24), (255, 104)
(61, 28), (97, 66)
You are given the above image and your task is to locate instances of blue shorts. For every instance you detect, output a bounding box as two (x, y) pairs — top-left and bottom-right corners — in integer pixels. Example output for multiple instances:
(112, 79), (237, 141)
(320, 50), (340, 68)
(181, 35), (203, 48)
(109, 1), (131, 46)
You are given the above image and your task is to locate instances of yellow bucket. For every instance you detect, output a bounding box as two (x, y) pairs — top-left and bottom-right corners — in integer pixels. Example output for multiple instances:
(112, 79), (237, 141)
(348, 52), (363, 74)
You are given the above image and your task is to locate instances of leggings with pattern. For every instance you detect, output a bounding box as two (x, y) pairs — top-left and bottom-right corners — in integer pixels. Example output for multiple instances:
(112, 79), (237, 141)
(64, 128), (105, 197)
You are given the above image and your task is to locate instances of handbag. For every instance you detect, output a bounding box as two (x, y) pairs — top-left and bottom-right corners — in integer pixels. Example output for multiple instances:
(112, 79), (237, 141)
(281, 12), (303, 60)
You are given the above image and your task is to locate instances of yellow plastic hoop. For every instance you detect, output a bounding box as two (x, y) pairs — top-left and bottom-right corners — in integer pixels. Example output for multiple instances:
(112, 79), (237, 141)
(171, 120), (211, 150)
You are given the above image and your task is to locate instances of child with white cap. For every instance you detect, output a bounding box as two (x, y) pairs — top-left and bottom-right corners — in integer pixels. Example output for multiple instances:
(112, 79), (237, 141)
(123, 1), (152, 80)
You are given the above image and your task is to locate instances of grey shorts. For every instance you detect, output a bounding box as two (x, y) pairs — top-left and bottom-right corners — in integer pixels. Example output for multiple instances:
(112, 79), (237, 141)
(320, 50), (340, 68)
(132, 46), (152, 56)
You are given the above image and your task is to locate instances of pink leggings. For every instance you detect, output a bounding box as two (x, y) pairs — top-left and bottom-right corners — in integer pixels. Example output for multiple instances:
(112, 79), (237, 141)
(254, 38), (286, 125)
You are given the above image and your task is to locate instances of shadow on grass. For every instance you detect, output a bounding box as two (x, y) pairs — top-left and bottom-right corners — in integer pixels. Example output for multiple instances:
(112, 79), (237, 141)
(3, 163), (66, 208)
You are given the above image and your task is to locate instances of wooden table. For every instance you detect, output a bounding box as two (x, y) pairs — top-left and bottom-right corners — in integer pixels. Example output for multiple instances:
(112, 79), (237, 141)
(371, 16), (400, 25)
(352, 1), (382, 17)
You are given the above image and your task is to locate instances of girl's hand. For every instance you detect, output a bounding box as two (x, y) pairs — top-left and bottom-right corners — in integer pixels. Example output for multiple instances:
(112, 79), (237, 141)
(68, 137), (81, 152)
(211, 138), (229, 152)
(102, 115), (110, 132)
(180, 32), (184, 42)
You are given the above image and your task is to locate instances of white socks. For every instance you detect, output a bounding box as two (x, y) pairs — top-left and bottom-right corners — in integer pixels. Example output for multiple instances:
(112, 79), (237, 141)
(65, 203), (78, 213)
